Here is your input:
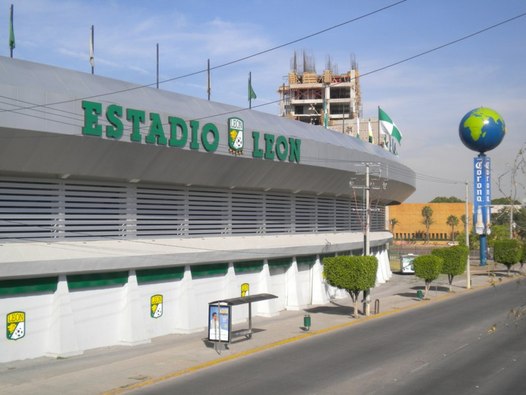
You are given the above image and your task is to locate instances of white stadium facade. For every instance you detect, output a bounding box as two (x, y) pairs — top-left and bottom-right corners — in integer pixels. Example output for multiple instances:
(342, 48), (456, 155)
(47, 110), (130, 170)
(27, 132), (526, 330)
(0, 57), (415, 362)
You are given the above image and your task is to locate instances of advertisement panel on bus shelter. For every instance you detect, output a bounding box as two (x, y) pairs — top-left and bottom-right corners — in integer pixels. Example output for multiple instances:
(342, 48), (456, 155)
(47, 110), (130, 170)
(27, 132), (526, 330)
(208, 303), (231, 342)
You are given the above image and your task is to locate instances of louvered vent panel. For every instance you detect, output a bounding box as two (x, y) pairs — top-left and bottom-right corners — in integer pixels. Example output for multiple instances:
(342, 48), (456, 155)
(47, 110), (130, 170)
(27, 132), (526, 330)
(294, 195), (316, 233)
(317, 197), (336, 232)
(231, 191), (264, 235)
(350, 199), (363, 231)
(136, 186), (187, 236)
(335, 198), (351, 231)
(188, 189), (229, 236)
(371, 205), (386, 231)
(265, 193), (292, 233)
(0, 179), (61, 239)
(0, 176), (384, 241)
(63, 182), (127, 238)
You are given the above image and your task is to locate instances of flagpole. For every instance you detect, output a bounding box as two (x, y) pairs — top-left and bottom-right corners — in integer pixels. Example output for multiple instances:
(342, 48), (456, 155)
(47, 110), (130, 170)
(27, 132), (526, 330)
(376, 115), (380, 147)
(90, 25), (94, 75)
(377, 106), (381, 148)
(9, 4), (15, 58)
(156, 43), (159, 89)
(207, 59), (211, 101)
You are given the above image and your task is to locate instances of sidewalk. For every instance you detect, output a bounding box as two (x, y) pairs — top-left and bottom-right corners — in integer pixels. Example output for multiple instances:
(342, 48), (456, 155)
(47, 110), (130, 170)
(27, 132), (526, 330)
(0, 262), (517, 395)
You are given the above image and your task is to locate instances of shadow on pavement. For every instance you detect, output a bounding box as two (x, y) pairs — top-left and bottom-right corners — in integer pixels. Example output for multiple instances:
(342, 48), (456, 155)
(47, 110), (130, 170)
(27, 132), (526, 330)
(305, 301), (355, 316)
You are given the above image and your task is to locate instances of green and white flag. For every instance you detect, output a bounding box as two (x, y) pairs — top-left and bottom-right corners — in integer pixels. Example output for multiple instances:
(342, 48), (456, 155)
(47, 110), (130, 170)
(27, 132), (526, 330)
(378, 107), (402, 144)
(248, 72), (256, 100)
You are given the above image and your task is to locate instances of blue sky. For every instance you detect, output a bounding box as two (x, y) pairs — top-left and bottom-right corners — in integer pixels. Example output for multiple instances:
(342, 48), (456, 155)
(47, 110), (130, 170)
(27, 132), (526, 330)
(1, 0), (525, 203)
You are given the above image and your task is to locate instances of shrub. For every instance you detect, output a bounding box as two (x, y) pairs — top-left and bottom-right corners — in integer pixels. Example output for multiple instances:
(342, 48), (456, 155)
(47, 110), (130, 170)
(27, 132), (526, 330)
(323, 255), (378, 317)
(493, 239), (522, 275)
(413, 255), (443, 298)
(432, 245), (469, 291)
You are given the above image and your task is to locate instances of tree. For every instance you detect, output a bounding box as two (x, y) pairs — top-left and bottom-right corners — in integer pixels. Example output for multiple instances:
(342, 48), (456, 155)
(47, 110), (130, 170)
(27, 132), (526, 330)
(495, 142), (526, 239)
(492, 197), (521, 205)
(421, 206), (434, 242)
(390, 218), (399, 236)
(493, 239), (522, 276)
(488, 224), (511, 246)
(521, 242), (526, 271)
(413, 255), (443, 298)
(323, 256), (378, 318)
(446, 215), (459, 241)
(429, 196), (463, 203)
(455, 231), (479, 250)
(432, 245), (468, 291)
(515, 208), (526, 240)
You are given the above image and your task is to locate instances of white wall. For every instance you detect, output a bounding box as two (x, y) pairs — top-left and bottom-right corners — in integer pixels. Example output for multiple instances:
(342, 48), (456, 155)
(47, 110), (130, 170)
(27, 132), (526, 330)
(0, 247), (390, 363)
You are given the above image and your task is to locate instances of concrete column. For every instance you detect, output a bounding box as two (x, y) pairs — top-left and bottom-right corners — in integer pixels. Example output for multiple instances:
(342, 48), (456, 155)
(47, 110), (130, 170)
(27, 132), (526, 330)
(174, 265), (194, 333)
(311, 256), (330, 305)
(376, 246), (392, 285)
(285, 258), (304, 311)
(254, 260), (277, 317)
(46, 275), (82, 358)
(119, 270), (150, 345)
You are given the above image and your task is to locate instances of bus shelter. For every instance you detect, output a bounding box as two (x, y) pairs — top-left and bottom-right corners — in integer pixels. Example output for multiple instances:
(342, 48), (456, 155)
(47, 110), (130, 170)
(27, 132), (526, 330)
(208, 293), (277, 345)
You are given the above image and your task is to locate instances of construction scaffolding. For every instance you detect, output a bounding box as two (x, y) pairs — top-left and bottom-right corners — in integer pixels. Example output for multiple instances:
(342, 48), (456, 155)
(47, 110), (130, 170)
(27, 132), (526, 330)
(278, 51), (362, 135)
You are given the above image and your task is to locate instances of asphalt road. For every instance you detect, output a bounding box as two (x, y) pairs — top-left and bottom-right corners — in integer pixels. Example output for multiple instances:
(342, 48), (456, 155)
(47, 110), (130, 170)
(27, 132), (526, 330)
(132, 278), (526, 395)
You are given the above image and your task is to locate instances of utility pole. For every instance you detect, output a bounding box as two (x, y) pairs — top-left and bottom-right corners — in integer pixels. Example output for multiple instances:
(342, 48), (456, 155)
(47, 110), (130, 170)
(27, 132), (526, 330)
(350, 163), (385, 316)
(156, 43), (159, 89)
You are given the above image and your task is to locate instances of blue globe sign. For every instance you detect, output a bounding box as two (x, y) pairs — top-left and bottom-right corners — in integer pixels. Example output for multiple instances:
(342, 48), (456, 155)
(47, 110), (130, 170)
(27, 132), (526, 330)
(459, 107), (506, 153)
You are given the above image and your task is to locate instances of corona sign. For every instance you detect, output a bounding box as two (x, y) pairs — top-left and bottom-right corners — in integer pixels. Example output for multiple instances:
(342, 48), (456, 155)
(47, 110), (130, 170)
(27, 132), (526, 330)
(473, 155), (491, 235)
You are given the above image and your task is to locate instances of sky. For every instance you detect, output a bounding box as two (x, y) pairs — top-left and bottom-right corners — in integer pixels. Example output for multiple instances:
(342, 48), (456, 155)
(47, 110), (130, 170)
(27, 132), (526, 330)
(1, 0), (525, 204)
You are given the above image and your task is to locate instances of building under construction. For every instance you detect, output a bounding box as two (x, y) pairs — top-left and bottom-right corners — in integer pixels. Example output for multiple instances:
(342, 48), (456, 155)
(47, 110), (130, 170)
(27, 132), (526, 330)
(279, 52), (364, 135)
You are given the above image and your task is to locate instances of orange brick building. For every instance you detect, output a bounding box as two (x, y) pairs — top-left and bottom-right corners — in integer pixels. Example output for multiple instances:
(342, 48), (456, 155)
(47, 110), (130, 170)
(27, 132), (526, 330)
(388, 203), (472, 240)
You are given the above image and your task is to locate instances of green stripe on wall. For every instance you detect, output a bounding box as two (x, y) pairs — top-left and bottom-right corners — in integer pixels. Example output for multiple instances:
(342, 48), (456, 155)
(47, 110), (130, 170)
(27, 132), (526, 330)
(268, 257), (292, 268)
(191, 263), (228, 278)
(320, 252), (336, 260)
(67, 271), (128, 290)
(234, 260), (264, 274)
(296, 255), (317, 266)
(0, 277), (58, 296)
(136, 266), (185, 284)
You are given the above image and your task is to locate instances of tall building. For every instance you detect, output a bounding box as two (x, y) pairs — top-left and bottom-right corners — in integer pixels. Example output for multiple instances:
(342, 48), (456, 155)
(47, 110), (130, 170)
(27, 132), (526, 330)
(278, 51), (362, 135)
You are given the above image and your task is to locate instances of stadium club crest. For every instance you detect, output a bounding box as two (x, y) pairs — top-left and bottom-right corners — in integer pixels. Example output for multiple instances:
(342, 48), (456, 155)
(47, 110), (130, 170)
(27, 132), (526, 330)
(150, 294), (163, 319)
(241, 282), (250, 297)
(228, 117), (244, 156)
(6, 311), (25, 341)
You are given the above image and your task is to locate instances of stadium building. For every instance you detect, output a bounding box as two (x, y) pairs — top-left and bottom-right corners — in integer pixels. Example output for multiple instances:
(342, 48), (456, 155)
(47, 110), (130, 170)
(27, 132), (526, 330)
(0, 57), (415, 362)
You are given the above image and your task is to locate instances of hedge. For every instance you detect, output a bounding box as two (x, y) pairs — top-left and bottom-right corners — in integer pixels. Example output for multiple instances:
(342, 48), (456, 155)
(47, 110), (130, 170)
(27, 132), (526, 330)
(323, 255), (378, 293)
(432, 245), (468, 288)
(413, 255), (443, 298)
(494, 239), (522, 275)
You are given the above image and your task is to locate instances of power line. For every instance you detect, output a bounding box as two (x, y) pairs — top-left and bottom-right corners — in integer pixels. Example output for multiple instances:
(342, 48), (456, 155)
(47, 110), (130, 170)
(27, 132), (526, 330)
(359, 10), (526, 79)
(0, 0), (408, 115)
(2, 7), (524, 135)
